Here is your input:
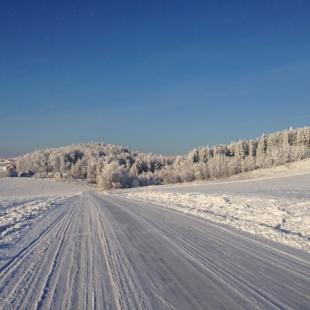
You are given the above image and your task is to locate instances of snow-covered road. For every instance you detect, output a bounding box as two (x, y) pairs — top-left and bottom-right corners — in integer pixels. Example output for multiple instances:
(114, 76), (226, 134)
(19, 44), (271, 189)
(1, 191), (309, 309)
(119, 173), (310, 251)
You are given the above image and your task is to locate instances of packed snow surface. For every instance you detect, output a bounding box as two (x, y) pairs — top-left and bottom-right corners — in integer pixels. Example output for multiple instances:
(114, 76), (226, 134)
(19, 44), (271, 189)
(0, 176), (310, 309)
(118, 171), (310, 252)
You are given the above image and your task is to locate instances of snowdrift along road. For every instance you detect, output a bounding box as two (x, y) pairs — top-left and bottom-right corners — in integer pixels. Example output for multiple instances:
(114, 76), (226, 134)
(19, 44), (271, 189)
(119, 173), (310, 252)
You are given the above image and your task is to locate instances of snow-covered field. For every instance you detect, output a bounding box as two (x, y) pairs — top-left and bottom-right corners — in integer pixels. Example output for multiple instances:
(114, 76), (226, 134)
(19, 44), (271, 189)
(0, 177), (86, 199)
(0, 178), (88, 251)
(117, 160), (310, 252)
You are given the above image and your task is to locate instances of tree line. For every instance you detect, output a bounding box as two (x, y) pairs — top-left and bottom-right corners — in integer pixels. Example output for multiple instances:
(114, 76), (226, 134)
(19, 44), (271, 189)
(14, 127), (310, 189)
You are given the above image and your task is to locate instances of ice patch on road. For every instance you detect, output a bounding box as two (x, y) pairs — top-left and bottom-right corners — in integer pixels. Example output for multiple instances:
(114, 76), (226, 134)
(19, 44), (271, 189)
(120, 191), (310, 252)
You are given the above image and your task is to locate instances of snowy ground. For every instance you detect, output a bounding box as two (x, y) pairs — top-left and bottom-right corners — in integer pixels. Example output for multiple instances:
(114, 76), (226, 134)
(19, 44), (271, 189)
(0, 178), (88, 256)
(0, 176), (310, 309)
(117, 160), (310, 252)
(0, 177), (86, 199)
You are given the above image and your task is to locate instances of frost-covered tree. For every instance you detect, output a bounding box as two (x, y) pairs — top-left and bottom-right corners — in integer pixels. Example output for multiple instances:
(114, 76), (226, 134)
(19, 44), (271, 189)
(97, 162), (138, 190)
(13, 127), (310, 188)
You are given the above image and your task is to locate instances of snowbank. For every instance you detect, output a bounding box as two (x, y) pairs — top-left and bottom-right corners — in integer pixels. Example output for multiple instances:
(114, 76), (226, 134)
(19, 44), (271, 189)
(0, 197), (62, 242)
(119, 174), (310, 252)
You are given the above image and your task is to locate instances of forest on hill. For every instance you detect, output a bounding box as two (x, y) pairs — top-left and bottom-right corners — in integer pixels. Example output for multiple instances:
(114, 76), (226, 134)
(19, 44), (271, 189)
(12, 127), (310, 189)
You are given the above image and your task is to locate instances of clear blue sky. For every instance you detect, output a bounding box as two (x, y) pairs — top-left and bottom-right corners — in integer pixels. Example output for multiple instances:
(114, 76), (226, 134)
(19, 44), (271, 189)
(1, 0), (309, 157)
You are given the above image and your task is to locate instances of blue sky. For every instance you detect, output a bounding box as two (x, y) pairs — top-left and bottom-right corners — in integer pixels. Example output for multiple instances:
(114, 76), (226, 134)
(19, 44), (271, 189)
(0, 0), (309, 156)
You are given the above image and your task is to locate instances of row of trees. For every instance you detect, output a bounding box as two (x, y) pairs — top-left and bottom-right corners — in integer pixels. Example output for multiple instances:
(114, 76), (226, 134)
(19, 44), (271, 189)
(16, 143), (173, 188)
(15, 127), (310, 189)
(185, 126), (310, 179)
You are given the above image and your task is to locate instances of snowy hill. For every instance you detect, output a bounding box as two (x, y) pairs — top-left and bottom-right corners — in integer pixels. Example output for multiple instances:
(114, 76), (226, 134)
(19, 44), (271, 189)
(7, 126), (310, 189)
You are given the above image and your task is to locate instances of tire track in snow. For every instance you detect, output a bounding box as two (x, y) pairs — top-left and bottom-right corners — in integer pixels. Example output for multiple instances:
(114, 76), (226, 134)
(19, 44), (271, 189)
(1, 191), (309, 309)
(0, 197), (78, 309)
(106, 195), (310, 308)
(91, 193), (153, 310)
(0, 211), (69, 307)
(35, 199), (78, 309)
(98, 194), (310, 310)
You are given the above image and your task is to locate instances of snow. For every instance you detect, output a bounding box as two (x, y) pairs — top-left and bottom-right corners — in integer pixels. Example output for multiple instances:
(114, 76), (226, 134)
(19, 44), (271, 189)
(0, 197), (62, 241)
(0, 177), (87, 200)
(0, 178), (89, 247)
(117, 163), (310, 252)
(1, 175), (310, 308)
(229, 157), (310, 181)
